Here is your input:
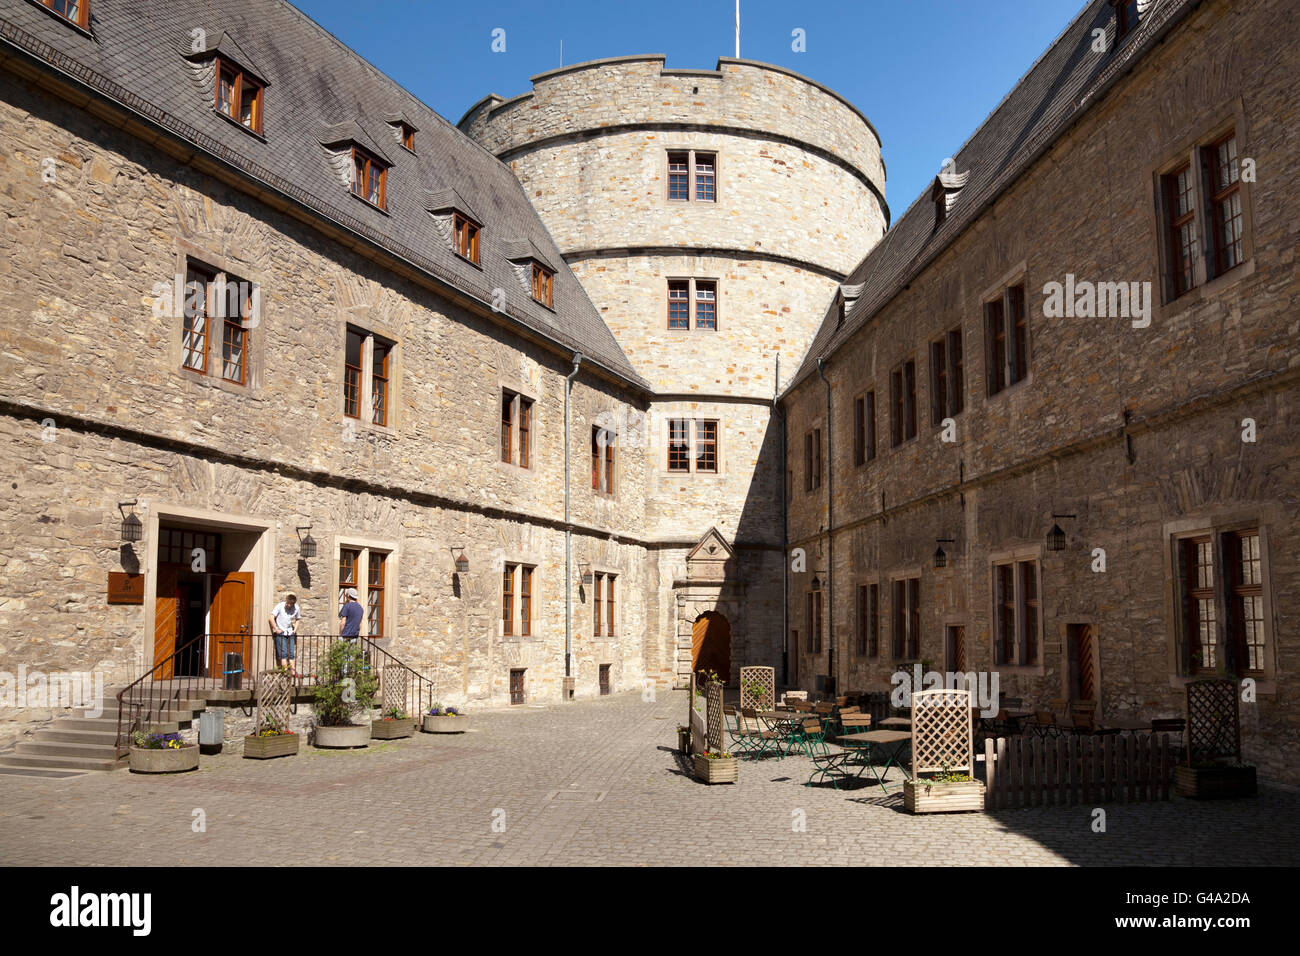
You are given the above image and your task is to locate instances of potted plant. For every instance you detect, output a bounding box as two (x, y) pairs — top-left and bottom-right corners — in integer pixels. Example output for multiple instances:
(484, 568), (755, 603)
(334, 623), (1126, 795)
(903, 768), (985, 813)
(371, 707), (416, 740)
(693, 749), (738, 785)
(312, 639), (379, 748)
(128, 730), (199, 773)
(1174, 759), (1257, 799)
(676, 725), (691, 754)
(422, 703), (468, 734)
(243, 718), (299, 759)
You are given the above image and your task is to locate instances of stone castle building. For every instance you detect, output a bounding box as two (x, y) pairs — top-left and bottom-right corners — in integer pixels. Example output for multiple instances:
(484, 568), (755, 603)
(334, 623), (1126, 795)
(0, 0), (1295, 777)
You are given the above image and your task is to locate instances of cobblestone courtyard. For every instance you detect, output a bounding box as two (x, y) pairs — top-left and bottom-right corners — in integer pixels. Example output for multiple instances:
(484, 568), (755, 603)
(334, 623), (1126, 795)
(1, 690), (1297, 867)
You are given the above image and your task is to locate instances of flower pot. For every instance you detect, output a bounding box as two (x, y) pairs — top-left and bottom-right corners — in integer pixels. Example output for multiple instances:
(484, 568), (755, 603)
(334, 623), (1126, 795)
(904, 778), (985, 813)
(677, 728), (691, 754)
(129, 744), (199, 774)
(422, 714), (468, 734)
(243, 733), (299, 759)
(1174, 764), (1257, 799)
(371, 718), (416, 740)
(313, 723), (370, 749)
(693, 753), (738, 785)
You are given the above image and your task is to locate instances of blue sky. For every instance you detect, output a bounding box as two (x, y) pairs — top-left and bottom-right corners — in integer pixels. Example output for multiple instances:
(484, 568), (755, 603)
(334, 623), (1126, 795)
(294, 0), (1087, 213)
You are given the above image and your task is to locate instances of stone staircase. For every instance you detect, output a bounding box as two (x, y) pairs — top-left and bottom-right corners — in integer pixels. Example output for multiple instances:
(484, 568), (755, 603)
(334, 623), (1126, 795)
(0, 687), (208, 778)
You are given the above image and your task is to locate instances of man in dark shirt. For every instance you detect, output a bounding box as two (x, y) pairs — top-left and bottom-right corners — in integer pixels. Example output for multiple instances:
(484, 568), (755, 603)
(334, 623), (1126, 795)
(338, 587), (364, 639)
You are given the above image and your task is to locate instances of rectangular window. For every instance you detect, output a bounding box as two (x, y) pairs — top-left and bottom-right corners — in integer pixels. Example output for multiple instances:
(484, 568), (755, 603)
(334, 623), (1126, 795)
(519, 398), (531, 469)
(593, 572), (617, 637)
(1114, 0), (1141, 39)
(867, 584), (879, 656)
(454, 213), (480, 264)
(892, 578), (919, 659)
(531, 263), (554, 307)
(344, 327), (395, 427)
(502, 563), (515, 637)
(807, 591), (823, 655)
(501, 393), (514, 463)
(592, 426), (615, 494)
(41, 0), (90, 29)
(668, 280), (690, 330)
(399, 122), (415, 152)
(350, 148), (386, 209)
(214, 58), (263, 135)
(695, 280), (717, 330)
(520, 565), (532, 637)
(890, 360), (916, 445)
(338, 548), (359, 606)
(695, 420), (717, 473)
(1164, 164), (1198, 297)
(500, 391), (534, 468)
(993, 558), (1040, 666)
(371, 340), (391, 427)
(367, 552), (387, 637)
(1227, 531), (1263, 673)
(182, 265), (212, 374)
(1207, 133), (1243, 278)
(855, 585), (867, 656)
(815, 428), (822, 488)
(182, 263), (254, 385)
(606, 574), (616, 637)
(930, 327), (963, 424)
(593, 573), (603, 637)
(986, 285), (1028, 394)
(667, 149), (717, 203)
(668, 419), (690, 472)
(803, 428), (822, 491)
(344, 328), (364, 419)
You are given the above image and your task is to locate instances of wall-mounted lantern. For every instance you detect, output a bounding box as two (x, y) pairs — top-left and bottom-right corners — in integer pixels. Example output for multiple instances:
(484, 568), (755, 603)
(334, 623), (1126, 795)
(451, 547), (469, 574)
(578, 561), (593, 585)
(296, 525), (317, 558)
(1047, 514), (1076, 552)
(934, 538), (956, 569)
(811, 574), (822, 591)
(118, 500), (142, 542)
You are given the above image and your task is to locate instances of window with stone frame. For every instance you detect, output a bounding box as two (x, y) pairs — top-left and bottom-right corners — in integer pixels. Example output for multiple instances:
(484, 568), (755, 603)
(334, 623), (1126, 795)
(856, 583), (879, 657)
(667, 419), (719, 473)
(891, 577), (920, 660)
(366, 551), (387, 636)
(853, 391), (876, 466)
(890, 359), (917, 446)
(591, 425), (616, 494)
(593, 572), (616, 637)
(666, 278), (718, 331)
(501, 390), (534, 468)
(181, 261), (255, 386)
(992, 557), (1040, 667)
(1158, 128), (1249, 302)
(38, 0), (90, 29)
(338, 545), (391, 637)
(343, 326), (396, 428)
(929, 327), (964, 425)
(666, 149), (717, 203)
(807, 589), (823, 654)
(502, 563), (516, 637)
(984, 284), (1028, 395)
(804, 427), (822, 492)
(519, 565), (533, 637)
(1174, 527), (1268, 677)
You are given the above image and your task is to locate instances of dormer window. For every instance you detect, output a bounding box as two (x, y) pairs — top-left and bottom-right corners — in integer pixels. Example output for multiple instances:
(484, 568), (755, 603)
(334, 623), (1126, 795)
(531, 263), (554, 308)
(1113, 0), (1142, 40)
(399, 123), (415, 152)
(931, 166), (970, 228)
(215, 58), (263, 135)
(39, 0), (89, 29)
(454, 213), (480, 264)
(351, 147), (387, 209)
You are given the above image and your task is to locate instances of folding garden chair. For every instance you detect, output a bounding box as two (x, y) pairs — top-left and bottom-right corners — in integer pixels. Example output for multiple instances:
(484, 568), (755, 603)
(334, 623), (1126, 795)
(739, 707), (781, 760)
(723, 705), (753, 757)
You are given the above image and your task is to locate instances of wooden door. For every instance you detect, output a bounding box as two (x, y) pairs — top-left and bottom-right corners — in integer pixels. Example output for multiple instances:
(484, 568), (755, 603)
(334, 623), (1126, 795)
(599, 664), (611, 696)
(209, 571), (253, 679)
(691, 612), (731, 686)
(947, 625), (966, 674)
(1067, 624), (1096, 703)
(153, 566), (180, 679)
(509, 668), (525, 705)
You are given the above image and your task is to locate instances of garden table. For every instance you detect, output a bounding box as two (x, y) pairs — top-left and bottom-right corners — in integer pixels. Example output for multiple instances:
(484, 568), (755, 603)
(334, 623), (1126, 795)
(757, 711), (812, 756)
(1098, 717), (1151, 733)
(878, 716), (912, 729)
(836, 730), (912, 793)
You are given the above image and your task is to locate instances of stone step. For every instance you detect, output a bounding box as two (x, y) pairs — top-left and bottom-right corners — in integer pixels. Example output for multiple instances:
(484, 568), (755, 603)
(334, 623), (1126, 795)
(37, 728), (119, 744)
(59, 717), (180, 733)
(73, 708), (197, 724)
(0, 763), (92, 779)
(0, 751), (121, 771)
(16, 740), (117, 759)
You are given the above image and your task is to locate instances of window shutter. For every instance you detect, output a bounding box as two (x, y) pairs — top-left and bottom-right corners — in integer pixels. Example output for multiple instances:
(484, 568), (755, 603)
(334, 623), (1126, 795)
(1212, 531), (1231, 675)
(1173, 539), (1191, 675)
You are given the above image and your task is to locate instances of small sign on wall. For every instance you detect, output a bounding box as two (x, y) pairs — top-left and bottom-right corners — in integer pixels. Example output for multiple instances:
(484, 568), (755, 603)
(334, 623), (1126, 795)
(107, 572), (144, 605)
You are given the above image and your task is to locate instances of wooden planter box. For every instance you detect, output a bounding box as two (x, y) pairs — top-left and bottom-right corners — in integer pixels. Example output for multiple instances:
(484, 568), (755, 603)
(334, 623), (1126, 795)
(129, 744), (199, 774)
(243, 733), (299, 759)
(313, 723), (370, 749)
(904, 778), (985, 813)
(693, 754), (738, 785)
(371, 718), (416, 740)
(1175, 765), (1257, 799)
(422, 714), (468, 734)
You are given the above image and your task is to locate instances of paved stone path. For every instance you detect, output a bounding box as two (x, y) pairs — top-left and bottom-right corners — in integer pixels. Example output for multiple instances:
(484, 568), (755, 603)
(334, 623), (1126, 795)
(1, 690), (1296, 866)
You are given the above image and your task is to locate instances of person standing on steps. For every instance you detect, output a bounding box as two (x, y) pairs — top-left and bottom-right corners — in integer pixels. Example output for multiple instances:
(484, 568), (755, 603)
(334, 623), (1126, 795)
(269, 593), (302, 676)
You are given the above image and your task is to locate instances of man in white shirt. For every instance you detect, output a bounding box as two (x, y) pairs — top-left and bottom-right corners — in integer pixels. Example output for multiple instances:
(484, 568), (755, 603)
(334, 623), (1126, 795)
(268, 593), (302, 674)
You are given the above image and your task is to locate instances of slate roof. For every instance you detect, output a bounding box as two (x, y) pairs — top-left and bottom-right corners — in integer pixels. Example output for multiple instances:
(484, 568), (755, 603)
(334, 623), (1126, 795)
(0, 0), (647, 389)
(786, 0), (1195, 392)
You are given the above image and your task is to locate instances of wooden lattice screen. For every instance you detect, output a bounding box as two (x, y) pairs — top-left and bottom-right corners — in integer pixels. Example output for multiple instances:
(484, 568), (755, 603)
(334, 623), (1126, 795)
(1186, 678), (1240, 765)
(255, 669), (291, 733)
(739, 666), (775, 712)
(382, 666), (408, 717)
(911, 687), (973, 776)
(706, 681), (724, 753)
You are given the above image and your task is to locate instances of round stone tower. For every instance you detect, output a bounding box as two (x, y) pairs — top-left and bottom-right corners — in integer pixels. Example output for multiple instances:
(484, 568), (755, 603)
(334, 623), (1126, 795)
(460, 55), (887, 687)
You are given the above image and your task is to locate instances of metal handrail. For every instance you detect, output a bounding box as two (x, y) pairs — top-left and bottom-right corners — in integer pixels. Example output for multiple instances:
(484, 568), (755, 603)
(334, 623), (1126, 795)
(115, 631), (439, 757)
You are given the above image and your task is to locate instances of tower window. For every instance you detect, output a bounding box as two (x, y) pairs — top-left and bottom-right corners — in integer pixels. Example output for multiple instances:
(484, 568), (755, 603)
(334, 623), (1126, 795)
(666, 150), (718, 203)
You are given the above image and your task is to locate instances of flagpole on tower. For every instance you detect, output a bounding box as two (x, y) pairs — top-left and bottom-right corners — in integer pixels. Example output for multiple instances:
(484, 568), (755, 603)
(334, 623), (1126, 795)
(735, 0), (741, 58)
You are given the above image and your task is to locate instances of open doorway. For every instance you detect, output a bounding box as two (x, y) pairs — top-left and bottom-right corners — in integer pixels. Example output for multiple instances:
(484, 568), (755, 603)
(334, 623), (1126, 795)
(691, 611), (731, 686)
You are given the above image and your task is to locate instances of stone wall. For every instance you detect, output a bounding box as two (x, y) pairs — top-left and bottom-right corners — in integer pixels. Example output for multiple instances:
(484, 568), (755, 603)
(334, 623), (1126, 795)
(0, 64), (657, 715)
(781, 0), (1300, 780)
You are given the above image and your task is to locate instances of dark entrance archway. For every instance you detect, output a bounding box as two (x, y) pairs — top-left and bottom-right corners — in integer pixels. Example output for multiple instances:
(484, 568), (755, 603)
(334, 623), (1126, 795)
(691, 611), (731, 685)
